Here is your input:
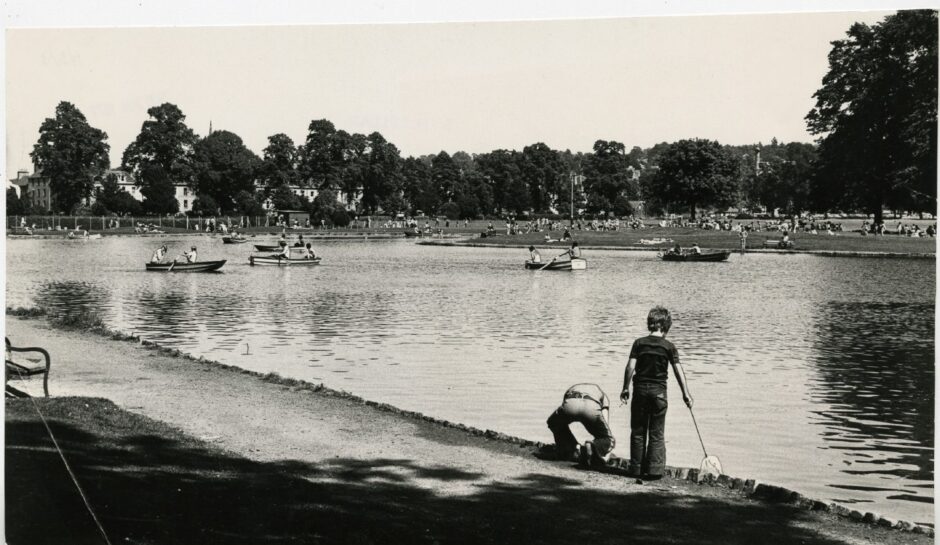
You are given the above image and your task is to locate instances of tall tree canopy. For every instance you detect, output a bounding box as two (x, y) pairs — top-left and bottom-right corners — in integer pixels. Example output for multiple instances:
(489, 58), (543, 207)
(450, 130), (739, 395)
(191, 130), (260, 213)
(30, 101), (110, 212)
(519, 143), (565, 213)
(806, 10), (937, 222)
(259, 133), (301, 194)
(121, 103), (198, 183)
(582, 140), (639, 214)
(360, 132), (403, 214)
(644, 139), (741, 220)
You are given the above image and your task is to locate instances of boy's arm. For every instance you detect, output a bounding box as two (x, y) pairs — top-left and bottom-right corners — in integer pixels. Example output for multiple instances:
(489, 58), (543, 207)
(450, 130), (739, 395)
(672, 360), (693, 408)
(620, 358), (636, 403)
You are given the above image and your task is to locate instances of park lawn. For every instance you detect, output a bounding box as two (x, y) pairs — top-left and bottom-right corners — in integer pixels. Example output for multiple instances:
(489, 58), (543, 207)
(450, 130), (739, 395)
(465, 226), (937, 254)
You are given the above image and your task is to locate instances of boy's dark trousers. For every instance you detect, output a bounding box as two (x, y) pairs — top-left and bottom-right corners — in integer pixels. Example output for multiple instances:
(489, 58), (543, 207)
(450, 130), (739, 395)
(629, 382), (668, 476)
(547, 398), (615, 460)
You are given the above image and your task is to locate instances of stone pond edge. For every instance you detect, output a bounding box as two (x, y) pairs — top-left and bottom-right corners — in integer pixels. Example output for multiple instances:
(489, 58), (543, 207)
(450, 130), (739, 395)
(6, 313), (934, 536)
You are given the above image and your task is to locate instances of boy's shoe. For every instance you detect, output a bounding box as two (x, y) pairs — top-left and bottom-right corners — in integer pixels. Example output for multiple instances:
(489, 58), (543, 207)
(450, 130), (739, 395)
(579, 442), (595, 467)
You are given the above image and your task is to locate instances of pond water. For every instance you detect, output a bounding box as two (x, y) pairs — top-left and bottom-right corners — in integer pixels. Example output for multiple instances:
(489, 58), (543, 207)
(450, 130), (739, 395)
(5, 236), (935, 524)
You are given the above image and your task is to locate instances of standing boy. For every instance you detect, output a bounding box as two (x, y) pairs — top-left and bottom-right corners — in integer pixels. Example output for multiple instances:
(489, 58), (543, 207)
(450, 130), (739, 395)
(620, 306), (693, 478)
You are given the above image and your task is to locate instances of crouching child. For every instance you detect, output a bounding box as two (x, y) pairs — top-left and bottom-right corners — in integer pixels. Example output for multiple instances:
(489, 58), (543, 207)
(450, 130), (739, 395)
(547, 383), (615, 467)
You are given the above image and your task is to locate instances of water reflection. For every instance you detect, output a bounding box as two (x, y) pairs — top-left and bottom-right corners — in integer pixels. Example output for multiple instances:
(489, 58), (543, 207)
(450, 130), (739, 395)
(810, 301), (934, 484)
(34, 281), (108, 320)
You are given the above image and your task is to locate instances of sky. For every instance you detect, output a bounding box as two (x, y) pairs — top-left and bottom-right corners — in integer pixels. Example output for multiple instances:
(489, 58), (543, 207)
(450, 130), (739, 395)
(2, 2), (913, 175)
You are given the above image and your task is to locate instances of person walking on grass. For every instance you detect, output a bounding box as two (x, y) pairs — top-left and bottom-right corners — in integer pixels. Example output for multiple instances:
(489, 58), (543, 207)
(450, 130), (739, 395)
(547, 383), (615, 467)
(620, 306), (693, 479)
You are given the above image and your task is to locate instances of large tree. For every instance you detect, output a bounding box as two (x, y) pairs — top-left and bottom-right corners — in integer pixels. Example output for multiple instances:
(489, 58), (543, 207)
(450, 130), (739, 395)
(582, 140), (639, 214)
(191, 130), (260, 213)
(30, 101), (110, 212)
(476, 150), (524, 215)
(519, 143), (565, 213)
(643, 138), (741, 220)
(747, 142), (817, 216)
(121, 103), (198, 183)
(806, 10), (938, 222)
(360, 132), (403, 214)
(259, 133), (301, 194)
(140, 165), (180, 215)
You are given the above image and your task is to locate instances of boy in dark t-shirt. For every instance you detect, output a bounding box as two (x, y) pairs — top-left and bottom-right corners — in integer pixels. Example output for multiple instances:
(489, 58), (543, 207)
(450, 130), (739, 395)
(620, 306), (693, 478)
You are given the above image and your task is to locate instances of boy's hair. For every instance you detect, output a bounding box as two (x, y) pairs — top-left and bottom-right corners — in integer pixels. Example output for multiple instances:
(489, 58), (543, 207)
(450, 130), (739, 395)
(647, 306), (672, 334)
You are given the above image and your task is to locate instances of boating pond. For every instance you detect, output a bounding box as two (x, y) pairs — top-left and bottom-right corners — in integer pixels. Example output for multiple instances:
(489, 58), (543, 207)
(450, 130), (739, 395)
(5, 235), (935, 524)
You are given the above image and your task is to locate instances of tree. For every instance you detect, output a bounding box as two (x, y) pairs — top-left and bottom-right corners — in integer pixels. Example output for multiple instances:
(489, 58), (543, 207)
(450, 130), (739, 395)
(643, 139), (741, 220)
(476, 150), (523, 215)
(121, 103), (197, 184)
(299, 119), (340, 188)
(191, 194), (220, 216)
(7, 189), (28, 215)
(140, 165), (180, 215)
(431, 151), (460, 203)
(30, 101), (110, 212)
(259, 133), (301, 194)
(360, 132), (403, 214)
(747, 142), (817, 215)
(234, 190), (266, 217)
(807, 10), (938, 222)
(519, 143), (565, 213)
(582, 140), (639, 215)
(191, 130), (260, 212)
(271, 183), (303, 211)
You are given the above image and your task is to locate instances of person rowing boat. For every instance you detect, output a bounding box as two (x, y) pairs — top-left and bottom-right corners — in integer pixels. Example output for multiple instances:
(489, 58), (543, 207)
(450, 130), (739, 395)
(151, 244), (169, 263)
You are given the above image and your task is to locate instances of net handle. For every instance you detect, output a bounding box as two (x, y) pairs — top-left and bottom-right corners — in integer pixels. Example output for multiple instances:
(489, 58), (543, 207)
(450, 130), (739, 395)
(689, 408), (708, 458)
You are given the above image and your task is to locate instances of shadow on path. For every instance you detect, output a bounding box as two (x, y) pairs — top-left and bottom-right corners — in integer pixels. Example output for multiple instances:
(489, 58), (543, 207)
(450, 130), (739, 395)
(6, 398), (874, 545)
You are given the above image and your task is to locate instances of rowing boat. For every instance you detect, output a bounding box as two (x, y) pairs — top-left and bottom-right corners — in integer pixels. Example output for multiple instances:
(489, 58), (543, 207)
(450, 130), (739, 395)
(250, 255), (322, 266)
(222, 236), (249, 244)
(524, 258), (587, 270)
(660, 251), (731, 262)
(145, 260), (227, 272)
(250, 247), (321, 266)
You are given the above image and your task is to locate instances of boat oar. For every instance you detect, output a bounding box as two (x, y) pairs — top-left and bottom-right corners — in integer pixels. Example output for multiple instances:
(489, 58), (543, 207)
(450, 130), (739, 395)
(538, 252), (568, 271)
(168, 261), (175, 272)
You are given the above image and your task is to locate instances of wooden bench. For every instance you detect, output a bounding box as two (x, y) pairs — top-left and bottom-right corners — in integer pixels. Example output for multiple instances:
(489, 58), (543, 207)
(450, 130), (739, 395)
(763, 239), (795, 249)
(5, 337), (51, 398)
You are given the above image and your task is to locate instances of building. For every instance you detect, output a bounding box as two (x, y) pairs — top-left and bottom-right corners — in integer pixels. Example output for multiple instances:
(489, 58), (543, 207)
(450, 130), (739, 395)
(12, 168), (193, 214)
(7, 170), (30, 198)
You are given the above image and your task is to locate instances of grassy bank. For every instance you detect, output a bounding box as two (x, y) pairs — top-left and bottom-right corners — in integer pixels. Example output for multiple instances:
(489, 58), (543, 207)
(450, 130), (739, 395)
(460, 226), (936, 255)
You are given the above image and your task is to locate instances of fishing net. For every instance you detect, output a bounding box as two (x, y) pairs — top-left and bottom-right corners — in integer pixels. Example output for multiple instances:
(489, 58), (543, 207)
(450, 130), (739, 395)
(700, 455), (723, 477)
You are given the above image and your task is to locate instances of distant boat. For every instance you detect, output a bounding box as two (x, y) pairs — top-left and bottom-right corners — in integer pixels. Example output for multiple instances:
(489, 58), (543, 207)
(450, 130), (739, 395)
(222, 236), (249, 244)
(524, 258), (587, 271)
(660, 251), (731, 262)
(145, 260), (227, 272)
(250, 247), (321, 266)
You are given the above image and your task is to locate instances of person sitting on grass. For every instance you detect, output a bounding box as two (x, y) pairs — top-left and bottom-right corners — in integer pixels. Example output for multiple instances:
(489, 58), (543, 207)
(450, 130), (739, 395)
(547, 383), (615, 467)
(621, 306), (693, 479)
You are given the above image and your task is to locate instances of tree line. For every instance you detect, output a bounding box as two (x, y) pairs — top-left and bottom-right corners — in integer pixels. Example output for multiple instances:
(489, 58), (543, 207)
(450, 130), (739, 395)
(12, 11), (936, 224)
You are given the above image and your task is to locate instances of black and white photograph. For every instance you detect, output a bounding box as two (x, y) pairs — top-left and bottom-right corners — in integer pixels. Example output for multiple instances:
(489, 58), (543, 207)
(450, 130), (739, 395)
(3, 1), (936, 543)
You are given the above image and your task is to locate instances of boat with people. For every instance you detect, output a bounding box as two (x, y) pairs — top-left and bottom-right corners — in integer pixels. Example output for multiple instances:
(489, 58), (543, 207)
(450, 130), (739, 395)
(660, 250), (731, 262)
(145, 260), (227, 272)
(524, 258), (587, 270)
(249, 246), (321, 266)
(222, 236), (249, 244)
